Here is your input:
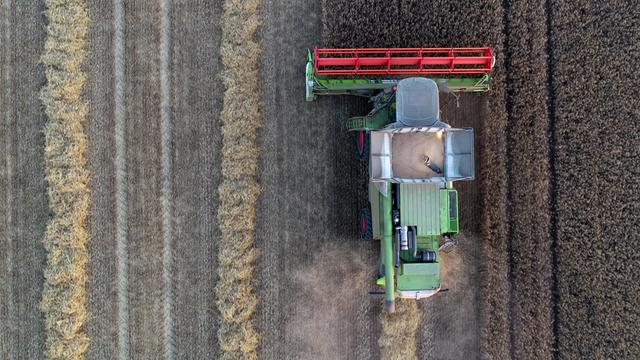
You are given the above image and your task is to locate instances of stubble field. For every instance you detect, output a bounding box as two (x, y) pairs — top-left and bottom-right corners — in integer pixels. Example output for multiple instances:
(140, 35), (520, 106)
(1, 0), (638, 359)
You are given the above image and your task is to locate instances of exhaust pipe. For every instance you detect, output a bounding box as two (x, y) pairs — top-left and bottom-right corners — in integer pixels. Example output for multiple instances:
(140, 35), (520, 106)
(385, 299), (396, 314)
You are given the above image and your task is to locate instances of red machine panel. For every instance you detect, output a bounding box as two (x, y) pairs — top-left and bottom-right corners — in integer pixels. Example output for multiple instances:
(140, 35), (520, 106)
(314, 47), (494, 75)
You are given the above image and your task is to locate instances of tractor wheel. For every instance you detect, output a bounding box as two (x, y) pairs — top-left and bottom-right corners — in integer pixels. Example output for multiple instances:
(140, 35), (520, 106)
(355, 130), (370, 160)
(359, 207), (373, 241)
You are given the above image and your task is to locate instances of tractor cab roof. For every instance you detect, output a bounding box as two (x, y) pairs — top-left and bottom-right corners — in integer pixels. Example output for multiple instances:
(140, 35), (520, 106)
(395, 77), (440, 127)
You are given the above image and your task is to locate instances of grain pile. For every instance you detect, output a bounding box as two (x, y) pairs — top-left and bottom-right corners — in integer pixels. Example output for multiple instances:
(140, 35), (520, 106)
(215, 0), (262, 358)
(550, 1), (640, 358)
(39, 0), (90, 358)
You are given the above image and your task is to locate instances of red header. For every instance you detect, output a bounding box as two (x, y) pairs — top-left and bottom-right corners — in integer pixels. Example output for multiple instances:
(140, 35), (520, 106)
(314, 47), (493, 75)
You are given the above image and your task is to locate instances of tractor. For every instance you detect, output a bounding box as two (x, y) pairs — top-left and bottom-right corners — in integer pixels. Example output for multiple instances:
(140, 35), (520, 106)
(305, 47), (494, 313)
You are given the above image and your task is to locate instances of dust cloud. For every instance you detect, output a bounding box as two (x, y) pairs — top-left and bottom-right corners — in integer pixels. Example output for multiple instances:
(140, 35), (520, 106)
(285, 242), (376, 360)
(419, 232), (481, 359)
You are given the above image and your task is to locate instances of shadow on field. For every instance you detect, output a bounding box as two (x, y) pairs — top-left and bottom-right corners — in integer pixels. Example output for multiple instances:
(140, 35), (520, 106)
(327, 96), (371, 238)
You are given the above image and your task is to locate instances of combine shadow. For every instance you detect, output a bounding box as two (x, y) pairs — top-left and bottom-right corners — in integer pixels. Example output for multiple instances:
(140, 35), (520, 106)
(327, 96), (371, 238)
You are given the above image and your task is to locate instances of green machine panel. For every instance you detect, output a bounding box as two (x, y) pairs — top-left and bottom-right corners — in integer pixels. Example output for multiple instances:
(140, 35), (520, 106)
(439, 189), (459, 234)
(399, 183), (441, 237)
(397, 262), (439, 291)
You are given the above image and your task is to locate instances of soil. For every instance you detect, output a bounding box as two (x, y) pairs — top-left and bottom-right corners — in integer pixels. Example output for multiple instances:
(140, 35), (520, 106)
(0, 2), (48, 358)
(256, 1), (379, 359)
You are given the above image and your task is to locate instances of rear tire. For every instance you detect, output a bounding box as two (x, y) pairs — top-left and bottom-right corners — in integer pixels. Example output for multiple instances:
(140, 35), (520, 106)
(355, 130), (370, 160)
(359, 207), (373, 241)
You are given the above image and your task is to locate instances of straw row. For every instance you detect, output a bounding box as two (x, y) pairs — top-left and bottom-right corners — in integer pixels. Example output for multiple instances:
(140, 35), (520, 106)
(39, 0), (90, 359)
(215, 0), (262, 359)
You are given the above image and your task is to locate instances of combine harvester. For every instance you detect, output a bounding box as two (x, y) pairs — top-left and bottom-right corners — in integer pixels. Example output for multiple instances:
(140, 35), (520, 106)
(306, 47), (494, 313)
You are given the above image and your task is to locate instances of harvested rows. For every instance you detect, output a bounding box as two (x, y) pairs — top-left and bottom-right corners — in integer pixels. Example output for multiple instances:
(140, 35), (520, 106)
(85, 0), (224, 358)
(0, 2), (48, 358)
(549, 1), (640, 358)
(257, 1), (379, 359)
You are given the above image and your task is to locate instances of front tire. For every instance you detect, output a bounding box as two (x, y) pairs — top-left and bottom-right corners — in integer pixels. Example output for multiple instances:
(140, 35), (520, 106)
(355, 130), (370, 160)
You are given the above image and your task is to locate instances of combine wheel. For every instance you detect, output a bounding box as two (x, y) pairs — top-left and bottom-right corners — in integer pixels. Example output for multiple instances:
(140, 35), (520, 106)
(359, 207), (373, 241)
(355, 130), (370, 160)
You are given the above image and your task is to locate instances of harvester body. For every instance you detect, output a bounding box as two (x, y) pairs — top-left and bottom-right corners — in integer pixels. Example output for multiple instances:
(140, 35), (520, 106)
(306, 47), (492, 313)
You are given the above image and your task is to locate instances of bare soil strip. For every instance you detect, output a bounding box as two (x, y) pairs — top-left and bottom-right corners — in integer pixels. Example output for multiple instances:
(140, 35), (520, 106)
(549, 1), (640, 358)
(113, 0), (129, 358)
(170, 1), (222, 357)
(122, 0), (166, 357)
(0, 1), (48, 358)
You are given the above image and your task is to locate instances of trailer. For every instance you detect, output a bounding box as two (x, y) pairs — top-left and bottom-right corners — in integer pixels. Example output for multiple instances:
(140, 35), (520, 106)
(306, 47), (493, 313)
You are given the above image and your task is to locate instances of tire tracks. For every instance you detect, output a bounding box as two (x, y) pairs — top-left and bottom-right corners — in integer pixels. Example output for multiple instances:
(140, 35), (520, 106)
(159, 0), (175, 358)
(113, 0), (129, 358)
(0, 1), (15, 356)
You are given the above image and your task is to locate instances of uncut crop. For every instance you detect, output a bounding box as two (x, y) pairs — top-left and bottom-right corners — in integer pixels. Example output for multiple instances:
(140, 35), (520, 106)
(501, 0), (554, 358)
(39, 0), (90, 359)
(550, 1), (640, 358)
(215, 0), (262, 359)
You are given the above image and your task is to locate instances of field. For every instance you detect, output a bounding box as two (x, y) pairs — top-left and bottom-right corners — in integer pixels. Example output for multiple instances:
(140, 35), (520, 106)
(0, 0), (638, 359)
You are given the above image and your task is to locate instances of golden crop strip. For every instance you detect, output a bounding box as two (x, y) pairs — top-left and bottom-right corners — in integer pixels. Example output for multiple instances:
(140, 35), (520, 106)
(39, 0), (90, 359)
(215, 0), (262, 359)
(379, 300), (420, 360)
